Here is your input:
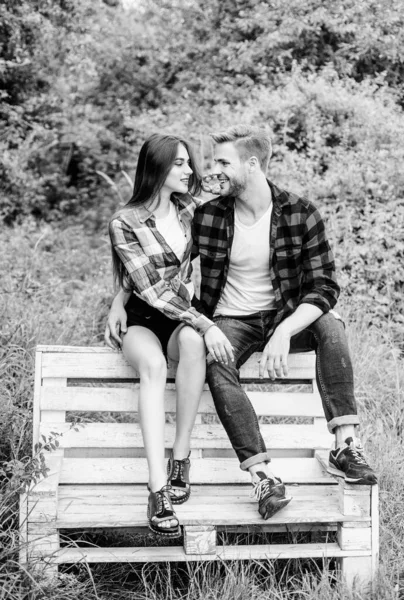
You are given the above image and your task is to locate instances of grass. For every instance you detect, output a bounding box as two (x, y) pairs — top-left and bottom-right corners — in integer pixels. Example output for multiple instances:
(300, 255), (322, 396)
(0, 217), (403, 599)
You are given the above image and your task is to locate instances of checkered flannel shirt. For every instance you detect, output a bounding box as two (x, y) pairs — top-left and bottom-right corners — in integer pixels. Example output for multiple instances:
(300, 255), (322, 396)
(192, 180), (340, 340)
(109, 193), (214, 336)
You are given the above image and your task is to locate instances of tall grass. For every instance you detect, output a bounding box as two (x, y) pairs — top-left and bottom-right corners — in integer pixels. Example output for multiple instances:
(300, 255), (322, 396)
(0, 218), (403, 599)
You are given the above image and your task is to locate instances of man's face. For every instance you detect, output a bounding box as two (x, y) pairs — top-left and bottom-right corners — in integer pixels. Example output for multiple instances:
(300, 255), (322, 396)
(212, 142), (248, 197)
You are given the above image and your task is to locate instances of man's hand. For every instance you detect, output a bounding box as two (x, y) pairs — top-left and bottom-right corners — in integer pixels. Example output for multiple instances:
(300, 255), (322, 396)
(104, 302), (128, 350)
(259, 324), (291, 379)
(204, 325), (234, 365)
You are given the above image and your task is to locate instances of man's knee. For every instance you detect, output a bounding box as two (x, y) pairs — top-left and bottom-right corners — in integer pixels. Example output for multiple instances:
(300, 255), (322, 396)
(312, 311), (347, 345)
(207, 358), (239, 389)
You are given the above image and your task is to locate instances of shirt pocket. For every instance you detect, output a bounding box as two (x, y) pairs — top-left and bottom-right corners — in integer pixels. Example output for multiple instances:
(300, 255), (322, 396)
(275, 244), (302, 279)
(199, 246), (227, 278)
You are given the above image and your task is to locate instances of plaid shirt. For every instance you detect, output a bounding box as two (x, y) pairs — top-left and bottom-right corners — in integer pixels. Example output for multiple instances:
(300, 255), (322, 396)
(192, 180), (340, 340)
(109, 193), (214, 336)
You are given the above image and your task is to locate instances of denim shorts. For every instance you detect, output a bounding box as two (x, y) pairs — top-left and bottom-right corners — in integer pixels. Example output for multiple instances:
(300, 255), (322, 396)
(125, 294), (202, 355)
(124, 294), (180, 355)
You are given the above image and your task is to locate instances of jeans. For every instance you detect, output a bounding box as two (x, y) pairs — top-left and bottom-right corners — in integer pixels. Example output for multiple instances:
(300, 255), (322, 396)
(206, 310), (360, 471)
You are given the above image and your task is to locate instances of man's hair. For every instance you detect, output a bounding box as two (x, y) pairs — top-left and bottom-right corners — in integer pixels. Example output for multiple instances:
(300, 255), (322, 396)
(210, 125), (272, 172)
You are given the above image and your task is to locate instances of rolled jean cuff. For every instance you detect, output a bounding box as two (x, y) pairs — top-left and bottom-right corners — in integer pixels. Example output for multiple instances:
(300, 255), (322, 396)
(240, 452), (272, 472)
(327, 414), (360, 434)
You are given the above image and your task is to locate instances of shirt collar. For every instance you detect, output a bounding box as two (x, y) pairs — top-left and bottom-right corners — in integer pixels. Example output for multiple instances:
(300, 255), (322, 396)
(136, 192), (193, 224)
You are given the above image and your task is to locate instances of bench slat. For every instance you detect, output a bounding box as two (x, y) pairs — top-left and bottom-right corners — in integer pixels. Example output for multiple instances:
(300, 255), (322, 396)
(40, 351), (316, 380)
(40, 387), (324, 417)
(54, 543), (371, 564)
(57, 483), (337, 500)
(53, 484), (371, 529)
(40, 422), (332, 451)
(53, 484), (369, 528)
(58, 456), (332, 485)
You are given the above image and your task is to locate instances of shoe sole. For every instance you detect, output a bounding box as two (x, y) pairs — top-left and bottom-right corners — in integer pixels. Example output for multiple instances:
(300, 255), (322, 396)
(170, 490), (191, 505)
(261, 496), (292, 520)
(327, 465), (377, 485)
(148, 522), (182, 538)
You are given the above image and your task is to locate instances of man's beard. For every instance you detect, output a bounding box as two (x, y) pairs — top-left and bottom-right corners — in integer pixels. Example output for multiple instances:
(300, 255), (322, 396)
(220, 177), (246, 197)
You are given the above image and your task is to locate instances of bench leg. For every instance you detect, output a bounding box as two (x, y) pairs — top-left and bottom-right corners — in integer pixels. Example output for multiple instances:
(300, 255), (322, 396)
(338, 522), (372, 592)
(184, 526), (216, 555)
(338, 556), (372, 590)
(337, 478), (376, 594)
(28, 531), (60, 582)
(27, 495), (60, 582)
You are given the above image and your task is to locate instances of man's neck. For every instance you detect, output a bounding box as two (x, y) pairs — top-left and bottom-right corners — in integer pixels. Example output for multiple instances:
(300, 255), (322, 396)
(235, 176), (272, 222)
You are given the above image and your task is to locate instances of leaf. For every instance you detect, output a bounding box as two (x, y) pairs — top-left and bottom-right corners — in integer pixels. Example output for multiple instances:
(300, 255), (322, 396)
(121, 170), (134, 190)
(96, 170), (117, 189)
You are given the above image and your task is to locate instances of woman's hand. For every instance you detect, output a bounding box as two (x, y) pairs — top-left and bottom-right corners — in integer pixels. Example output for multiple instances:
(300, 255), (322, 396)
(104, 292), (129, 349)
(204, 325), (234, 365)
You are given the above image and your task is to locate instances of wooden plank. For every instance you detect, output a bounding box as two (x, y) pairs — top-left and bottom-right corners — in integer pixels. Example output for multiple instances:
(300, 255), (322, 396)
(40, 387), (324, 417)
(19, 493), (28, 566)
(58, 457), (333, 485)
(339, 556), (372, 590)
(371, 485), (379, 588)
(55, 543), (371, 564)
(41, 350), (315, 380)
(32, 350), (43, 450)
(37, 345), (113, 353)
(337, 526), (371, 551)
(40, 422), (333, 451)
(184, 526), (216, 554)
(29, 454), (63, 496)
(59, 483), (338, 500)
(41, 378), (67, 427)
(55, 500), (370, 528)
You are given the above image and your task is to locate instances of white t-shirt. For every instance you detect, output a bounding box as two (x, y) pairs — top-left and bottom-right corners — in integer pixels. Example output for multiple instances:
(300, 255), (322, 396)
(214, 204), (275, 316)
(155, 201), (194, 298)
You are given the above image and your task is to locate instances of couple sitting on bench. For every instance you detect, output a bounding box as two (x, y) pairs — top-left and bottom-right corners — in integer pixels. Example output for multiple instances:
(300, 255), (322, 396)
(105, 125), (377, 539)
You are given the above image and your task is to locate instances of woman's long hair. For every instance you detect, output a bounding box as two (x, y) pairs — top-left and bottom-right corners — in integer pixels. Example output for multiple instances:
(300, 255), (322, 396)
(110, 133), (202, 290)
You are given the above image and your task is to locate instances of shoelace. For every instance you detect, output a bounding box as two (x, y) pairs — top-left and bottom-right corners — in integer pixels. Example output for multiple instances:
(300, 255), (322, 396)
(250, 477), (271, 502)
(171, 457), (189, 482)
(346, 443), (366, 465)
(156, 485), (173, 515)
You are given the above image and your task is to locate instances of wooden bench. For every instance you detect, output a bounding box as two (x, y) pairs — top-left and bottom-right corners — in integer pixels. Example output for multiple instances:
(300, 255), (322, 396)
(20, 345), (379, 591)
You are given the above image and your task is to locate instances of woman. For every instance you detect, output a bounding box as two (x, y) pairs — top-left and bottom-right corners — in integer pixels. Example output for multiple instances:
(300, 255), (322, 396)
(107, 133), (231, 538)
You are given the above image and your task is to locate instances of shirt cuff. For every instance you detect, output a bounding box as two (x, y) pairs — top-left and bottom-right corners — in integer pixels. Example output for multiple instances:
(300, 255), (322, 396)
(193, 314), (215, 336)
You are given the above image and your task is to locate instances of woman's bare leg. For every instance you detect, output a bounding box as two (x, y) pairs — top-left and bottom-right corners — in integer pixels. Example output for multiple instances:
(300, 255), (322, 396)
(167, 325), (206, 461)
(122, 326), (177, 529)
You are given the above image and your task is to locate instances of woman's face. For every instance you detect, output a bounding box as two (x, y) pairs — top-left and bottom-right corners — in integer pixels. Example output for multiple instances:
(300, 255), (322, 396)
(162, 144), (193, 195)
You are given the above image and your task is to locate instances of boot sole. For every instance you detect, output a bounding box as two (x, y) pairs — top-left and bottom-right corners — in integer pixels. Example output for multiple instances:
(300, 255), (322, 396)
(327, 465), (377, 485)
(148, 523), (182, 538)
(260, 496), (292, 520)
(170, 489), (191, 505)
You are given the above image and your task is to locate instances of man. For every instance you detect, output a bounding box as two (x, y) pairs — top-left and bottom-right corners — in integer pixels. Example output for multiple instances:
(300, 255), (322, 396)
(106, 125), (377, 520)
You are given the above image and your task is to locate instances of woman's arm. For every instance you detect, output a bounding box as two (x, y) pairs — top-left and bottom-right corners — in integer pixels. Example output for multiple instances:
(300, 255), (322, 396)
(104, 288), (131, 349)
(107, 218), (234, 362)
(109, 217), (214, 335)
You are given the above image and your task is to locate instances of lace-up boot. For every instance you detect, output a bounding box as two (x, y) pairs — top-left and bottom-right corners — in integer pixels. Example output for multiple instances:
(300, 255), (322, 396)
(147, 484), (181, 538)
(251, 472), (292, 520)
(328, 437), (377, 484)
(167, 450), (191, 504)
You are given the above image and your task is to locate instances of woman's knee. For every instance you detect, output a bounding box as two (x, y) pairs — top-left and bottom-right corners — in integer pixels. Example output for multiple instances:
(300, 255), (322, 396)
(177, 326), (205, 360)
(137, 352), (167, 381)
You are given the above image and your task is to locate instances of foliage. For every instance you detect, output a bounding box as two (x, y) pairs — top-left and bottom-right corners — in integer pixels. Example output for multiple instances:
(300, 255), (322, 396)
(1, 0), (404, 224)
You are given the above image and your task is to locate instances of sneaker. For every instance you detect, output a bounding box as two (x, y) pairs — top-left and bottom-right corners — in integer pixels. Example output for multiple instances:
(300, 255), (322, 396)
(251, 472), (292, 519)
(328, 437), (377, 485)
